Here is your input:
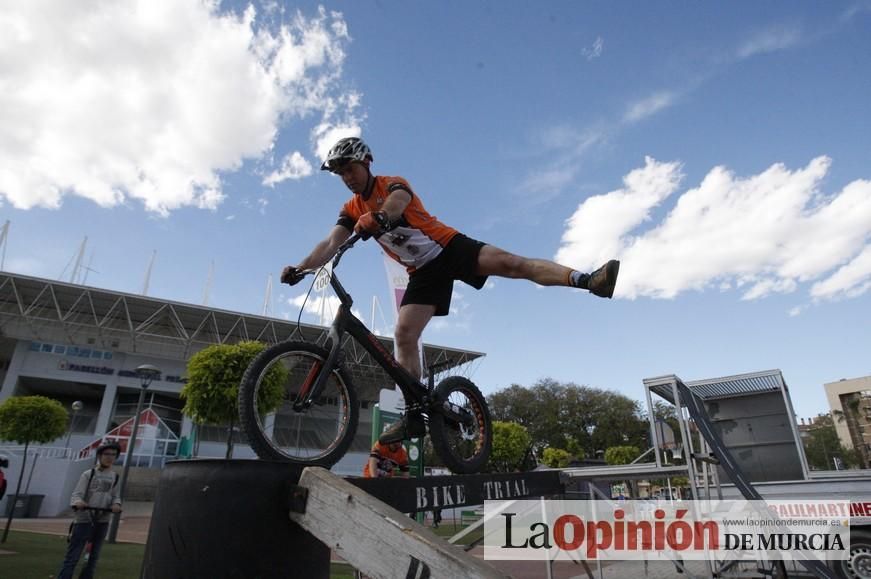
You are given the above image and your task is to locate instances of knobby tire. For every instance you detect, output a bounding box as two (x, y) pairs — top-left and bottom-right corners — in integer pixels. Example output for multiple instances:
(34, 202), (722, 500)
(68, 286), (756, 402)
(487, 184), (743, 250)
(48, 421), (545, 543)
(429, 376), (492, 474)
(238, 341), (358, 467)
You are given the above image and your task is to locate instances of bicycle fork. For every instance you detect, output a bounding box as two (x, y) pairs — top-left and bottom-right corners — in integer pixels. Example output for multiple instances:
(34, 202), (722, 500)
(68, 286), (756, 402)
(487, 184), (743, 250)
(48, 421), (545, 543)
(292, 325), (343, 412)
(424, 365), (475, 428)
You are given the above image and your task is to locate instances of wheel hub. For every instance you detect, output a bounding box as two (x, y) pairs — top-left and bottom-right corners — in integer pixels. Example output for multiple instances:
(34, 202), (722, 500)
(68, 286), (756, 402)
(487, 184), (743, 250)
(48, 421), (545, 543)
(847, 545), (871, 578)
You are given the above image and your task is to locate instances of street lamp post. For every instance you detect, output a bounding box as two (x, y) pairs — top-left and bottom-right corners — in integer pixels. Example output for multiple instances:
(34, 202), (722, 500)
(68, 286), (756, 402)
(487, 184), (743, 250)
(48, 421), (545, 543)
(107, 364), (161, 543)
(64, 400), (84, 454)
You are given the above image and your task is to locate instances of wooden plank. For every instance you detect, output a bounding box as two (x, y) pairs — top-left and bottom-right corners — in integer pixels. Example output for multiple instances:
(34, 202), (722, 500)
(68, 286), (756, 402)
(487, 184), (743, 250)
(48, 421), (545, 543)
(291, 467), (510, 579)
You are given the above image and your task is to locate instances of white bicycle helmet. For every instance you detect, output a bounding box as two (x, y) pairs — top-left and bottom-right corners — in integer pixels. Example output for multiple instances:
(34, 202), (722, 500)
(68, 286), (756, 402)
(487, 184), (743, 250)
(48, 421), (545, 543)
(321, 137), (373, 171)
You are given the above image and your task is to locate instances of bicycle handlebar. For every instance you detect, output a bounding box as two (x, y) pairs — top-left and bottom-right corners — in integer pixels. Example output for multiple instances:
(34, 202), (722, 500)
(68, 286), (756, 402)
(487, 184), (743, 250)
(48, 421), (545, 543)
(73, 506), (119, 513)
(296, 228), (386, 280)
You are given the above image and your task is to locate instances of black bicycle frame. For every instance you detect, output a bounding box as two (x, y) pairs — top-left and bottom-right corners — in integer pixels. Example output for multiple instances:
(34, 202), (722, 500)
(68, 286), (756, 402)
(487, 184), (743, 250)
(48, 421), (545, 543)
(294, 235), (474, 427)
(295, 270), (427, 412)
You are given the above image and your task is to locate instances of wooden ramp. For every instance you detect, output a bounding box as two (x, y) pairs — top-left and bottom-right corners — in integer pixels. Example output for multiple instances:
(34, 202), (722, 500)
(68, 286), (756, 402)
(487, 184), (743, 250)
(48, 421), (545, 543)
(290, 467), (510, 579)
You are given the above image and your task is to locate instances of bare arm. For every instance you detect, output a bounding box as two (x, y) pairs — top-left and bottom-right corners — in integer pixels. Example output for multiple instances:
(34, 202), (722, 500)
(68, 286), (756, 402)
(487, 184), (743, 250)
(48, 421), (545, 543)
(381, 190), (411, 223)
(368, 456), (379, 477)
(354, 189), (413, 235)
(296, 225), (353, 270)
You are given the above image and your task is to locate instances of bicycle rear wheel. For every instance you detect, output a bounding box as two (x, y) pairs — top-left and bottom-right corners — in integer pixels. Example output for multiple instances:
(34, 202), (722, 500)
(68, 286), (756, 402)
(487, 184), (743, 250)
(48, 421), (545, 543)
(429, 376), (492, 474)
(238, 341), (358, 467)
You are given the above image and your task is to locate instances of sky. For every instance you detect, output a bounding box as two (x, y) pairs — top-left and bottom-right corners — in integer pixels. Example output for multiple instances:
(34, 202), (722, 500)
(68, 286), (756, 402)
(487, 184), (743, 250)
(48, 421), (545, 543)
(1, 1), (870, 420)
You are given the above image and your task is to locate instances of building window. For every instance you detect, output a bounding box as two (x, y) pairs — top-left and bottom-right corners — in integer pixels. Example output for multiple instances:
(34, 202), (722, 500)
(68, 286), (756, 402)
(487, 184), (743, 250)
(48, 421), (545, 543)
(54, 345), (66, 354)
(41, 343), (53, 353)
(29, 342), (41, 352)
(111, 392), (184, 437)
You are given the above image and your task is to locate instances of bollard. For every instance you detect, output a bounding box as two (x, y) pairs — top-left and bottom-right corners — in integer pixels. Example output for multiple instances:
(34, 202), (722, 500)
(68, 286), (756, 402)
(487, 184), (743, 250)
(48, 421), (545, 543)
(142, 459), (330, 579)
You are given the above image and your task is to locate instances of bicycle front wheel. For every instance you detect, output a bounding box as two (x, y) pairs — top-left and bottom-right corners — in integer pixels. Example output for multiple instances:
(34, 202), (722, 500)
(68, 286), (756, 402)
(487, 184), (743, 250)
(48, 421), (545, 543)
(429, 376), (492, 474)
(238, 341), (358, 467)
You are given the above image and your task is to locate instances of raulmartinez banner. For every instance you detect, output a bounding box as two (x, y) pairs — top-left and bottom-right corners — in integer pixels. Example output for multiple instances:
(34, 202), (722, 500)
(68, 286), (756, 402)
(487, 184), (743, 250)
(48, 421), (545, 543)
(483, 499), (851, 561)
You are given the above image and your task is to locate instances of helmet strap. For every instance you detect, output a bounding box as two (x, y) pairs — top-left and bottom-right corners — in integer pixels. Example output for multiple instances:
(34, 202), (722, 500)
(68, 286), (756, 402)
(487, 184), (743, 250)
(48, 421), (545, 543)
(361, 170), (375, 200)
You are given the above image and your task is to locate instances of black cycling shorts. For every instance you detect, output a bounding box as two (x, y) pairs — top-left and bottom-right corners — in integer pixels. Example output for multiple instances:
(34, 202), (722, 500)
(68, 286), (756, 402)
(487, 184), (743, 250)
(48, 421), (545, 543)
(400, 234), (488, 316)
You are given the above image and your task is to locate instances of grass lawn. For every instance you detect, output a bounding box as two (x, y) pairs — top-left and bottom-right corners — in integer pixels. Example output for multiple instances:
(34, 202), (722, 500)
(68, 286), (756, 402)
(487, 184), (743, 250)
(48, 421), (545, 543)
(432, 521), (485, 545)
(0, 530), (144, 578)
(0, 524), (480, 578)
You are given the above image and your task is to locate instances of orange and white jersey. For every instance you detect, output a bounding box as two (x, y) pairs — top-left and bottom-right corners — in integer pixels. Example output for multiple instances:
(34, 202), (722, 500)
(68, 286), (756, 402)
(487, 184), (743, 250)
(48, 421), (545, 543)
(362, 441), (409, 478)
(338, 176), (458, 272)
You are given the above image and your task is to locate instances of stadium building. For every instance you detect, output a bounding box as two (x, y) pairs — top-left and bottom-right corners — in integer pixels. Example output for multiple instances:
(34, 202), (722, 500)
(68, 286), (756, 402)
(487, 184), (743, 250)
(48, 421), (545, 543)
(0, 271), (483, 516)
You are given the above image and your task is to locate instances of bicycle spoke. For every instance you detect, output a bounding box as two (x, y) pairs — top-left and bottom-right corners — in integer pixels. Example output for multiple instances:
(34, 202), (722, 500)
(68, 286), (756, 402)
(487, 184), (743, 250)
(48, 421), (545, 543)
(253, 349), (353, 461)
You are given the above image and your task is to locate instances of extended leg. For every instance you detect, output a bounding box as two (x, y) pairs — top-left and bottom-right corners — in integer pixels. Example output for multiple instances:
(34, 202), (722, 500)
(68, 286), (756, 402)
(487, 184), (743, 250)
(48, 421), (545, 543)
(475, 245), (619, 298)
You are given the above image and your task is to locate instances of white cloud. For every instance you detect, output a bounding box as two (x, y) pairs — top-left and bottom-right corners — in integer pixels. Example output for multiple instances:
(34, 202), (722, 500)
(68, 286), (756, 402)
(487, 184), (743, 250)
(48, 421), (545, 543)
(737, 25), (802, 59)
(313, 121), (362, 163)
(263, 152), (313, 186)
(788, 305), (806, 317)
(842, 2), (871, 21)
(556, 156), (871, 302)
(426, 290), (472, 333)
(555, 156), (684, 269)
(290, 293), (340, 320)
(0, 1), (355, 215)
(623, 91), (678, 124)
(582, 37), (604, 61)
(516, 92), (674, 201)
(518, 127), (606, 196)
(289, 292), (362, 322)
(810, 244), (871, 300)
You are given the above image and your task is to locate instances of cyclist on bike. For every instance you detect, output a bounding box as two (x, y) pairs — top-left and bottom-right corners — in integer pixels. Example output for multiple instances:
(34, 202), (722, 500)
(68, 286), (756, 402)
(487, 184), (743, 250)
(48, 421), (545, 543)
(281, 137), (619, 444)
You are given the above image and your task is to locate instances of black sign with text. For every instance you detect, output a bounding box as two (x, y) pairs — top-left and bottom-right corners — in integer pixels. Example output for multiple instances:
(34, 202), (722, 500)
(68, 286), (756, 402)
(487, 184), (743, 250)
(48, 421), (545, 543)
(350, 470), (565, 513)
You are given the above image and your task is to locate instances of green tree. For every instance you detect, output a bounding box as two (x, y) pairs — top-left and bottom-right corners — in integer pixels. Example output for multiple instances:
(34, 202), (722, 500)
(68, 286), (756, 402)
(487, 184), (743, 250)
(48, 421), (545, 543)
(181, 341), (286, 458)
(803, 413), (861, 470)
(541, 447), (571, 468)
(0, 395), (68, 542)
(566, 438), (586, 461)
(488, 421), (532, 472)
(489, 378), (648, 457)
(604, 445), (641, 465)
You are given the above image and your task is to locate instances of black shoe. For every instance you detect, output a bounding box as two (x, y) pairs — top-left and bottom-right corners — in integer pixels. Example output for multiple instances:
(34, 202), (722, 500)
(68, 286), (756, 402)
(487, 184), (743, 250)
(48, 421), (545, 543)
(379, 412), (426, 444)
(588, 260), (620, 299)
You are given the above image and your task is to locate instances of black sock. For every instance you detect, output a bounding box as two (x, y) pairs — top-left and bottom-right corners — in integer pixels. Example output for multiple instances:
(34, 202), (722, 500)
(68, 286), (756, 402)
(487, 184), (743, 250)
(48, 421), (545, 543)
(570, 271), (590, 289)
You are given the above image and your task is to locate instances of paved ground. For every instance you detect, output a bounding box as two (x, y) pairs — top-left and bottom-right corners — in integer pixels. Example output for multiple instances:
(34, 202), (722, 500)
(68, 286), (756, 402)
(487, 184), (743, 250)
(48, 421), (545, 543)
(8, 503), (714, 578)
